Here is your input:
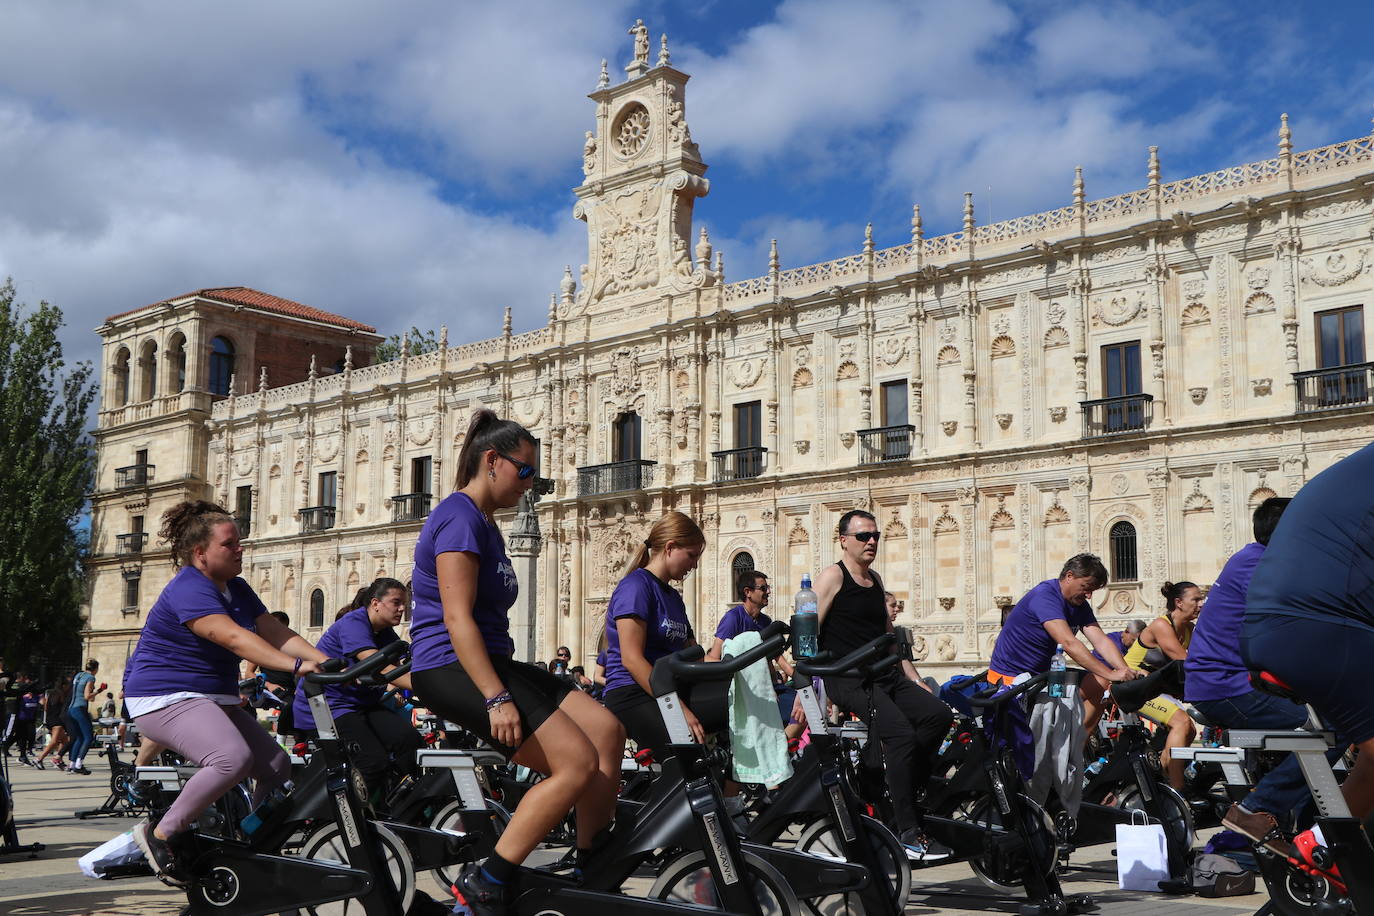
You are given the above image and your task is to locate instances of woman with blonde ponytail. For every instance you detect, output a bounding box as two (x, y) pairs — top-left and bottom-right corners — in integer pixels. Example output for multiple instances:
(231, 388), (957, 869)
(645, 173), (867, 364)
(409, 410), (624, 913)
(602, 511), (727, 759)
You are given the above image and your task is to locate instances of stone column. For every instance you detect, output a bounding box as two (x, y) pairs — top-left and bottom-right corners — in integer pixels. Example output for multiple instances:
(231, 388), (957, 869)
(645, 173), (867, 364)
(507, 491), (543, 662)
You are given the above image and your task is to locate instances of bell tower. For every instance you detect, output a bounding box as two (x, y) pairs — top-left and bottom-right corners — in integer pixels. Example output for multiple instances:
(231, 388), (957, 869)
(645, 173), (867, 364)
(567, 22), (713, 317)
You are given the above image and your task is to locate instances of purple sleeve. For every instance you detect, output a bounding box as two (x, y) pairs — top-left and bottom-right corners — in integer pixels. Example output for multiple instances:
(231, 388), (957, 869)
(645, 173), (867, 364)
(432, 503), (484, 559)
(336, 613), (380, 658)
(171, 575), (229, 626)
(609, 572), (654, 624)
(714, 608), (742, 642)
(1027, 584), (1068, 628)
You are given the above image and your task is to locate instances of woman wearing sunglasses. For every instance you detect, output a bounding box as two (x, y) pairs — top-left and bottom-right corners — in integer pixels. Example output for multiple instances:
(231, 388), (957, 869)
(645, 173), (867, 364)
(409, 410), (625, 915)
(812, 509), (954, 863)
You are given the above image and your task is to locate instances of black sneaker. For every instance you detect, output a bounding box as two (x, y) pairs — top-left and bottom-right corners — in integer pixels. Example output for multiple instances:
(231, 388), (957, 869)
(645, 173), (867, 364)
(451, 862), (510, 916)
(134, 820), (189, 887)
(900, 829), (954, 863)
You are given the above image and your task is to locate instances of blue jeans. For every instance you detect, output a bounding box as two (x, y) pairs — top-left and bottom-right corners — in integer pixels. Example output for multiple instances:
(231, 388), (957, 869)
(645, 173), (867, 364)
(1194, 690), (1341, 827)
(67, 706), (94, 763)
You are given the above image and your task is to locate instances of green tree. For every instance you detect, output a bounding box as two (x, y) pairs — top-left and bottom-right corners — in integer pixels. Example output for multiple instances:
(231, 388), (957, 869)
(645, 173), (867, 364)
(0, 281), (94, 664)
(374, 326), (440, 363)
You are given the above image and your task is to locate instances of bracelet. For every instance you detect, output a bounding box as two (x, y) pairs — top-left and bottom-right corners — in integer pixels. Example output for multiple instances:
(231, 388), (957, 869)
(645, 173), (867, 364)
(484, 689), (512, 711)
(293, 658), (303, 675)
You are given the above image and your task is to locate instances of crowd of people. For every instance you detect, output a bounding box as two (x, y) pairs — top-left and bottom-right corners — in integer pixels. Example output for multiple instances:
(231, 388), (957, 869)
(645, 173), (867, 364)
(0, 658), (118, 776)
(12, 404), (1367, 915)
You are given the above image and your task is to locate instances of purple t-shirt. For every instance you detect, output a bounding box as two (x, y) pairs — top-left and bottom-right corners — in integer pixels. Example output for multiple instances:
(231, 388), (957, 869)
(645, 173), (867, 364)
(410, 491), (518, 671)
(989, 578), (1099, 677)
(1186, 541), (1264, 702)
(123, 566), (267, 697)
(714, 604), (772, 643)
(293, 606), (399, 723)
(603, 568), (694, 693)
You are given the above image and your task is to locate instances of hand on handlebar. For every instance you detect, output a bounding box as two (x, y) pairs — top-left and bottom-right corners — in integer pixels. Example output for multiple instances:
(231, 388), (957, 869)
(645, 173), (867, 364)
(684, 707), (707, 744)
(489, 702), (523, 749)
(1105, 666), (1140, 683)
(296, 660), (324, 678)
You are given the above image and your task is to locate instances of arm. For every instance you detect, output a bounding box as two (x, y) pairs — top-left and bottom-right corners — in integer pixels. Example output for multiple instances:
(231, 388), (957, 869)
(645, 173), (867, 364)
(705, 636), (726, 662)
(812, 565), (843, 629)
(592, 662), (606, 687)
(83, 677), (97, 703)
(187, 614), (325, 675)
(435, 551), (521, 748)
(1144, 618), (1188, 661)
(616, 615), (706, 743)
(255, 612), (327, 665)
(1046, 620), (1134, 682)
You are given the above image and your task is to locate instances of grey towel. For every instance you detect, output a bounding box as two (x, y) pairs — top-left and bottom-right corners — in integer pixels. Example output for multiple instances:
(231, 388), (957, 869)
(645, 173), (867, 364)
(1027, 690), (1084, 817)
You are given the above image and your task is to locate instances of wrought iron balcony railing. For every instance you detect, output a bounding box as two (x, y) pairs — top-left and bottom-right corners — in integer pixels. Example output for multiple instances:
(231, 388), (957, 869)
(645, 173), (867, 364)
(115, 463), (154, 488)
(857, 425), (915, 463)
(576, 460), (655, 497)
(298, 505), (337, 533)
(115, 532), (147, 555)
(711, 447), (767, 481)
(392, 492), (434, 522)
(1081, 394), (1154, 438)
(1295, 362), (1374, 414)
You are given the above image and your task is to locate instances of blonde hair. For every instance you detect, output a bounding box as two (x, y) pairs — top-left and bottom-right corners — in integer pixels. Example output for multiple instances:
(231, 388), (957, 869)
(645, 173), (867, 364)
(624, 511), (705, 577)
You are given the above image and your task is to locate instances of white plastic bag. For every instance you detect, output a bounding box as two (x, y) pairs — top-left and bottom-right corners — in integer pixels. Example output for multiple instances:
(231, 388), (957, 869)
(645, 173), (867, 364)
(1116, 810), (1169, 891)
(78, 829), (144, 878)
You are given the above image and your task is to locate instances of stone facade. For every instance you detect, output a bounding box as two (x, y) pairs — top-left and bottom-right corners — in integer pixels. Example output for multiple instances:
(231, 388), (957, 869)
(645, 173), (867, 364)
(86, 27), (1374, 688)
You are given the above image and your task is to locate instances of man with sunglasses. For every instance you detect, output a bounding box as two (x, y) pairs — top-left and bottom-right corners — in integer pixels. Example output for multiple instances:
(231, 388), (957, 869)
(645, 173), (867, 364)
(813, 509), (954, 862)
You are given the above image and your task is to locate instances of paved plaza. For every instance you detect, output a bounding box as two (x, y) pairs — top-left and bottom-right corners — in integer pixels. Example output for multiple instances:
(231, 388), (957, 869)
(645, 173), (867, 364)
(0, 753), (1271, 916)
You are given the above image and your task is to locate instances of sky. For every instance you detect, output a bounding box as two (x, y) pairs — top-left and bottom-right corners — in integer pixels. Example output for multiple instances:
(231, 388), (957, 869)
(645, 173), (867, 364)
(2, 0), (1373, 375)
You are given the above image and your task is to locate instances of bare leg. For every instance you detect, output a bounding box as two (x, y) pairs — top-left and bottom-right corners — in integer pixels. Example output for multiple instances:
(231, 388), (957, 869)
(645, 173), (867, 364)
(496, 710), (599, 866)
(555, 690), (625, 844)
(1161, 710), (1197, 791)
(1340, 737), (1374, 819)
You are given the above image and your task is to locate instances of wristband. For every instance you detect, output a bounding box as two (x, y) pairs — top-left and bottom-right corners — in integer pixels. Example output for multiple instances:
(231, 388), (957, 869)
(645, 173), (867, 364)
(293, 658), (303, 676)
(484, 689), (512, 711)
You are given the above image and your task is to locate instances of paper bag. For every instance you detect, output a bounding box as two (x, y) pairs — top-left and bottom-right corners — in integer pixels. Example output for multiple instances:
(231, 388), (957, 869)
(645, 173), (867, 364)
(78, 829), (144, 878)
(1116, 811), (1169, 891)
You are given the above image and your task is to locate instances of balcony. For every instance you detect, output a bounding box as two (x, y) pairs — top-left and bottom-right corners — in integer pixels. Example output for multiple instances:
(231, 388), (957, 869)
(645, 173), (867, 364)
(712, 447), (767, 482)
(115, 463), (154, 488)
(1081, 394), (1154, 439)
(857, 425), (915, 464)
(298, 505), (337, 533)
(577, 460), (655, 497)
(1295, 362), (1374, 414)
(115, 532), (147, 555)
(392, 492), (434, 522)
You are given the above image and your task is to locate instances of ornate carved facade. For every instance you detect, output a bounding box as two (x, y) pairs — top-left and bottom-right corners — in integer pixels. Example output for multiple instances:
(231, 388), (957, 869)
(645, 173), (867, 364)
(86, 27), (1374, 687)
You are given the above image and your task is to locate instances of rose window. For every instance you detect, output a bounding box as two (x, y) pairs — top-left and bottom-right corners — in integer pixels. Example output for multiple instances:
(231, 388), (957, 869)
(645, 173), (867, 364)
(613, 103), (651, 157)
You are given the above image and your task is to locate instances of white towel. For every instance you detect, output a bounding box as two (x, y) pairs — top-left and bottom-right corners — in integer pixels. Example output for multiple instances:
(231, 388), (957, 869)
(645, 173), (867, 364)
(722, 631), (792, 786)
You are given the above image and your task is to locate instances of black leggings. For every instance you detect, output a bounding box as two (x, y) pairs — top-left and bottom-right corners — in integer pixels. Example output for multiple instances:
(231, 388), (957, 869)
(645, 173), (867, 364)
(824, 672), (953, 835)
(603, 680), (730, 762)
(334, 707), (423, 791)
(412, 656), (573, 758)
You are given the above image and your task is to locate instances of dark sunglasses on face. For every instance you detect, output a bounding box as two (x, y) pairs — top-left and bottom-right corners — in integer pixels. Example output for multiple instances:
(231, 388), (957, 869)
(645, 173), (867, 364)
(498, 453), (536, 479)
(749, 585), (772, 592)
(845, 530), (880, 543)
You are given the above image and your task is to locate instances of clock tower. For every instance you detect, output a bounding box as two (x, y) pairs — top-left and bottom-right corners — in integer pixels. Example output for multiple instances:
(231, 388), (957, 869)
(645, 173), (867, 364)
(567, 23), (713, 318)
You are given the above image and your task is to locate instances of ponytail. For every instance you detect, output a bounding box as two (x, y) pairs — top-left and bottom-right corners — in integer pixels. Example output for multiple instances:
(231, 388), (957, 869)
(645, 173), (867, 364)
(1160, 580), (1198, 612)
(160, 500), (236, 567)
(455, 409), (537, 488)
(623, 511), (705, 578)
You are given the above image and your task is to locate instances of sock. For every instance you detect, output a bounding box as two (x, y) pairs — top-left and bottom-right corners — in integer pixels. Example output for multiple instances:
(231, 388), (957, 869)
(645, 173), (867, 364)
(480, 852), (518, 886)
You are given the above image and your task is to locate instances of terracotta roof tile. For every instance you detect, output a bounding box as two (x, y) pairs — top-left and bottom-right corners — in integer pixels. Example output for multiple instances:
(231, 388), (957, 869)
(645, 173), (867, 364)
(105, 286), (378, 333)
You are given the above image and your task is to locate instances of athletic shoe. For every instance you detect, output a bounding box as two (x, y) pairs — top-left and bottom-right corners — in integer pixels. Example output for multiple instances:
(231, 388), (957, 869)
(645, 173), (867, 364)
(451, 862), (510, 916)
(133, 820), (188, 888)
(30, 759), (44, 770)
(1222, 803), (1294, 857)
(900, 829), (953, 863)
(73, 765), (92, 775)
(54, 759), (67, 771)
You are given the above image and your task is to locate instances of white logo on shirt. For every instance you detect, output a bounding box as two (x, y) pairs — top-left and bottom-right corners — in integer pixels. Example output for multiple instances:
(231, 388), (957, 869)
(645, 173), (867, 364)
(498, 560), (517, 592)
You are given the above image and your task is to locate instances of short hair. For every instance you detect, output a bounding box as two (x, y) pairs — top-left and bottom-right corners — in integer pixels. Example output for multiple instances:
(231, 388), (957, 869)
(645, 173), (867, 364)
(737, 570), (768, 601)
(85, 659), (100, 672)
(1059, 553), (1109, 587)
(837, 509), (877, 537)
(1126, 619), (1148, 634)
(1253, 497), (1292, 546)
(556, 645), (571, 656)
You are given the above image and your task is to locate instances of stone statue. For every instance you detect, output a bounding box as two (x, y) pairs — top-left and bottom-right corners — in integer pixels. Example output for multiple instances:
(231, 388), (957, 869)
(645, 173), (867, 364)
(582, 130), (597, 176)
(629, 19), (649, 65)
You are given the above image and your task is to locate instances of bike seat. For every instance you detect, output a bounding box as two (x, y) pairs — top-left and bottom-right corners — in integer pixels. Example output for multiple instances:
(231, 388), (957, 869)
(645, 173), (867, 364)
(1249, 670), (1305, 703)
(1110, 660), (1183, 714)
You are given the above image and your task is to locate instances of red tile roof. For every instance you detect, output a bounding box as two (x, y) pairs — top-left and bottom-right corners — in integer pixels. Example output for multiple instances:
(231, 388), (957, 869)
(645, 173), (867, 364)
(105, 286), (378, 333)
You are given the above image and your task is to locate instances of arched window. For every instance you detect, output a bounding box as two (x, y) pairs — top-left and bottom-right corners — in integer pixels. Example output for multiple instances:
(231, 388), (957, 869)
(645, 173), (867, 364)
(309, 588), (325, 628)
(209, 336), (235, 397)
(1110, 521), (1138, 582)
(168, 333), (187, 393)
(731, 551), (755, 585)
(138, 340), (158, 401)
(112, 347), (131, 407)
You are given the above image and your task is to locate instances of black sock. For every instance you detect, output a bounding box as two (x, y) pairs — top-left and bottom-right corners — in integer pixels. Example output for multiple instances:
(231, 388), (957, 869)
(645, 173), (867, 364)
(480, 852), (518, 886)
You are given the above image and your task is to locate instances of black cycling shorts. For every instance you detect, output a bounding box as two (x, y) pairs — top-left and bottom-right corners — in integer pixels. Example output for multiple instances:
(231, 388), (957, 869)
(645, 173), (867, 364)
(602, 679), (729, 761)
(412, 656), (573, 757)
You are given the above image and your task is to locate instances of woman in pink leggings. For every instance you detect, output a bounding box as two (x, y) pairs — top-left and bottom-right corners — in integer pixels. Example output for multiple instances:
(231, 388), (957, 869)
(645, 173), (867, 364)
(124, 500), (326, 886)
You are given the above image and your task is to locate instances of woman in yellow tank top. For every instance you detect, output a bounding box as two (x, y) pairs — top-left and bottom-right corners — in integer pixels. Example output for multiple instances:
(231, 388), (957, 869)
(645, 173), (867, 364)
(1123, 581), (1203, 790)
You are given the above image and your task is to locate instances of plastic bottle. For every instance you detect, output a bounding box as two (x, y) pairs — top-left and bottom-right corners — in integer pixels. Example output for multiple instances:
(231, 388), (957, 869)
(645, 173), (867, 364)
(792, 574), (819, 658)
(937, 721), (959, 756)
(1048, 645), (1067, 698)
(241, 780), (294, 835)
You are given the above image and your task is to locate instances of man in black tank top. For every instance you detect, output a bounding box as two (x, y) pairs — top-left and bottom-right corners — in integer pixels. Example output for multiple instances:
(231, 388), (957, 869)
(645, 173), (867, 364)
(813, 509), (954, 862)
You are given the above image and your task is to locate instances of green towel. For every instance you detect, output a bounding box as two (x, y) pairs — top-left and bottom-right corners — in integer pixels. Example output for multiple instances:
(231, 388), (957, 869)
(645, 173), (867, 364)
(723, 631), (792, 786)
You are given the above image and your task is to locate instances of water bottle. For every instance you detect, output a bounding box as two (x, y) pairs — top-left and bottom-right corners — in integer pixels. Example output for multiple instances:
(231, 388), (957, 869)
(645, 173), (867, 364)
(937, 721), (959, 756)
(1085, 756), (1108, 778)
(241, 780), (294, 835)
(1048, 645), (1067, 698)
(792, 574), (819, 658)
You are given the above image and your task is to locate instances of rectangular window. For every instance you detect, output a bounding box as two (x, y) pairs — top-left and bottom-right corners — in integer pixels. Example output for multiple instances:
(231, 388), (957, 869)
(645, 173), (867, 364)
(881, 380), (909, 428)
(130, 514), (144, 534)
(235, 485), (252, 536)
(411, 456), (432, 495)
(123, 574), (140, 610)
(613, 412), (641, 462)
(135, 448), (148, 467)
(1317, 306), (1365, 368)
(318, 471), (337, 508)
(1101, 341), (1143, 398)
(734, 401), (761, 449)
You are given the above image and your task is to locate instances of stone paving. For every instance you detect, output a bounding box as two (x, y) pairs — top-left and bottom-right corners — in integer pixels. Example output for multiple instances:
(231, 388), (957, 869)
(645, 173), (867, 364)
(0, 753), (1270, 916)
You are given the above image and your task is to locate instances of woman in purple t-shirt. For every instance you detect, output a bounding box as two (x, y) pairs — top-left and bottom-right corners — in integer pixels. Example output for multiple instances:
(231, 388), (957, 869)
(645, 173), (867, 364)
(124, 501), (327, 887)
(408, 410), (625, 911)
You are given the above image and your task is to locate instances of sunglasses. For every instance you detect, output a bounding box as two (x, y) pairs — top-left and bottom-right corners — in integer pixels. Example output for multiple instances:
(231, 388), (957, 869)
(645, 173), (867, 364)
(498, 453), (537, 479)
(748, 584), (772, 592)
(845, 530), (880, 543)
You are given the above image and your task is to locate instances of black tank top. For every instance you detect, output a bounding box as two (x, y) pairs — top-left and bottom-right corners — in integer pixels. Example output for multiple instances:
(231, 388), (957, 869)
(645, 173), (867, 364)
(819, 561), (887, 661)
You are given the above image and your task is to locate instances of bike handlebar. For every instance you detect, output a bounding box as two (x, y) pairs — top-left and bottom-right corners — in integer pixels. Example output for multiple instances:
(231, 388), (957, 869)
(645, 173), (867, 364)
(650, 620), (788, 698)
(305, 640), (410, 689)
(966, 671), (1050, 710)
(794, 633), (896, 678)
